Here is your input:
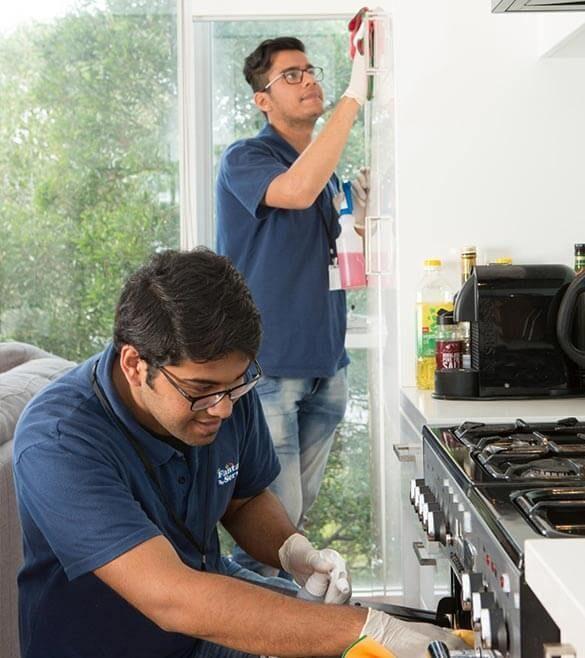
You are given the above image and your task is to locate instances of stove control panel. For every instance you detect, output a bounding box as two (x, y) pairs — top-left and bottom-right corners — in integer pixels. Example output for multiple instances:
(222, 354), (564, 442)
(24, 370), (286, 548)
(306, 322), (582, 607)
(409, 444), (524, 656)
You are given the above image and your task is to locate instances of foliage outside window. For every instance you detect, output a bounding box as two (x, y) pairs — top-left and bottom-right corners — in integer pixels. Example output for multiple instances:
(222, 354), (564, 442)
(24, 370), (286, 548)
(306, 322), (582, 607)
(209, 20), (375, 589)
(0, 0), (180, 362)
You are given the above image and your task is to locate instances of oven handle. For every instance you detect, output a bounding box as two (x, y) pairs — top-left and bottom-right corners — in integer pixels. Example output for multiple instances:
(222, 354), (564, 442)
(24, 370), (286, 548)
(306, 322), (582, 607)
(392, 443), (419, 462)
(412, 540), (437, 566)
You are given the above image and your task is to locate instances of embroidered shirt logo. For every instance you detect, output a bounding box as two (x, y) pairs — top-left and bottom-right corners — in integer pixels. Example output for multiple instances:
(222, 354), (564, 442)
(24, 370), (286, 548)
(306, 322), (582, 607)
(217, 461), (239, 486)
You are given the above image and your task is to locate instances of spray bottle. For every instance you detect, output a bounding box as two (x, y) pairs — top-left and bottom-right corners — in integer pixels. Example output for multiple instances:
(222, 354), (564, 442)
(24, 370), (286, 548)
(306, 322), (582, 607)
(336, 181), (367, 290)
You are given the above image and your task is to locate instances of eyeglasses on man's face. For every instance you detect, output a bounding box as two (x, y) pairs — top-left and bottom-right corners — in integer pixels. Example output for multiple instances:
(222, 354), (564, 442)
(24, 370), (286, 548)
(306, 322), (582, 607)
(158, 360), (262, 412)
(262, 66), (324, 92)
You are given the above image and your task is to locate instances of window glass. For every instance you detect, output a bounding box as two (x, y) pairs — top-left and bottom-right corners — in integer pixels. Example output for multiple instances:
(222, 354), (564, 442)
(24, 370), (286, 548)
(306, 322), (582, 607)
(0, 0), (179, 361)
(210, 19), (375, 590)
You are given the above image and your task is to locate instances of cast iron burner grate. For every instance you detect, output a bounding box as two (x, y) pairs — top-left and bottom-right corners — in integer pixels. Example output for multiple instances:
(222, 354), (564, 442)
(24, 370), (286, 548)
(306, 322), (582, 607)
(512, 487), (585, 537)
(481, 457), (585, 481)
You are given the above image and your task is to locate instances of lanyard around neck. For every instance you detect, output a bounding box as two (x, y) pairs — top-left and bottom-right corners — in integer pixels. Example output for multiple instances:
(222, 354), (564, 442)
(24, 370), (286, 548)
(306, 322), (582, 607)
(91, 361), (207, 565)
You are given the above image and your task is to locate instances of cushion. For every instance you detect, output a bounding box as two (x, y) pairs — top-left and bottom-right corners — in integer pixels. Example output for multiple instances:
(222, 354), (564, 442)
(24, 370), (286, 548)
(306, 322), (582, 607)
(0, 342), (52, 375)
(0, 355), (75, 447)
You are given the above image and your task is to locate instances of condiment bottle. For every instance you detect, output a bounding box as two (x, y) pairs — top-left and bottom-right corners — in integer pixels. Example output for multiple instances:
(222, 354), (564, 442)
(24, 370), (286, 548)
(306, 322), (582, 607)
(435, 309), (463, 370)
(416, 259), (453, 389)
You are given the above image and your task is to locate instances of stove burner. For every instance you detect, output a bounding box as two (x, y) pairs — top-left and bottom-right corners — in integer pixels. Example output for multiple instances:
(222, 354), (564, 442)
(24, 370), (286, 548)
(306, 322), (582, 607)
(481, 456), (585, 481)
(513, 487), (585, 537)
(512, 458), (582, 480)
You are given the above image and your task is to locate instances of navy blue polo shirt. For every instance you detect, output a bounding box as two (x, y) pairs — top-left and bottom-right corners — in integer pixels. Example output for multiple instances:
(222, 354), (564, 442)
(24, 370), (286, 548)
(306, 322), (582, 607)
(216, 122), (349, 379)
(13, 343), (280, 658)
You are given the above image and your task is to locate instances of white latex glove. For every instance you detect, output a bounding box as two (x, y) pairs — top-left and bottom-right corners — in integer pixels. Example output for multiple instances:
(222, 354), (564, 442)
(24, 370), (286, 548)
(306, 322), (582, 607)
(333, 167), (370, 231)
(279, 534), (352, 604)
(343, 26), (368, 106)
(361, 608), (468, 658)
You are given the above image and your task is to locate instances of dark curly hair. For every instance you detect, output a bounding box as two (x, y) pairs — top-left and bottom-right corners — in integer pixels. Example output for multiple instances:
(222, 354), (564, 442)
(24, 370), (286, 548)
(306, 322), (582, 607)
(113, 248), (262, 375)
(243, 37), (305, 92)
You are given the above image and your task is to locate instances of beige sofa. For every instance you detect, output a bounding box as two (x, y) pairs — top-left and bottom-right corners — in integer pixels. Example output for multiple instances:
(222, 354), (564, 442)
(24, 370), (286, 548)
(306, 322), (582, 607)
(0, 342), (74, 658)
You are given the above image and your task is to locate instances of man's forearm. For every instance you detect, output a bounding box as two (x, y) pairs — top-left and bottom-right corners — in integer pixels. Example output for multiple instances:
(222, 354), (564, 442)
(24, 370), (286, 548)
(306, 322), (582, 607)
(168, 569), (367, 656)
(222, 489), (296, 568)
(265, 96), (360, 209)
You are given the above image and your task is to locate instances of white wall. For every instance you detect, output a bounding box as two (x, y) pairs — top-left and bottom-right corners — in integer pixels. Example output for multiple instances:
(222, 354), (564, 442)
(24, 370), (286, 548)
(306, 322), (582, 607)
(392, 0), (585, 385)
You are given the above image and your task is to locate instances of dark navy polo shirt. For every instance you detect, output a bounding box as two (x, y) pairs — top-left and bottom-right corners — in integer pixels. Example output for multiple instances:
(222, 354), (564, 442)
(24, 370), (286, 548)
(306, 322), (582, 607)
(215, 122), (349, 379)
(13, 343), (280, 658)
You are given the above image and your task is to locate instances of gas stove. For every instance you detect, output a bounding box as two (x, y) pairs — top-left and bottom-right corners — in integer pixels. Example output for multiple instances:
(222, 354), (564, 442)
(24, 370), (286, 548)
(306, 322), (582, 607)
(411, 417), (585, 657)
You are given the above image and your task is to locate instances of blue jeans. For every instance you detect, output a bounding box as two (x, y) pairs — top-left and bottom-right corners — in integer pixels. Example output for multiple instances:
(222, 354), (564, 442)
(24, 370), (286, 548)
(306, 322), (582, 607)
(233, 368), (348, 575)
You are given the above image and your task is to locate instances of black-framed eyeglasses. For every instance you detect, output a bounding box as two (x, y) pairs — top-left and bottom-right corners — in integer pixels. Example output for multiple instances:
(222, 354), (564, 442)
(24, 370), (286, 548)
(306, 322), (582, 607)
(262, 66), (324, 92)
(158, 360), (262, 411)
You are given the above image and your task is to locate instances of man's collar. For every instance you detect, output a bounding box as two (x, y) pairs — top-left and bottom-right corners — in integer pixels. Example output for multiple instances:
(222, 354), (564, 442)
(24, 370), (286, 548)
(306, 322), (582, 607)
(94, 343), (180, 466)
(258, 122), (301, 163)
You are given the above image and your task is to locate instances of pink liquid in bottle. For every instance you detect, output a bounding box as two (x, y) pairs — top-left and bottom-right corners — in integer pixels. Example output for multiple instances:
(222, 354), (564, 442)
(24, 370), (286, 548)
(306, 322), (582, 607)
(338, 251), (366, 289)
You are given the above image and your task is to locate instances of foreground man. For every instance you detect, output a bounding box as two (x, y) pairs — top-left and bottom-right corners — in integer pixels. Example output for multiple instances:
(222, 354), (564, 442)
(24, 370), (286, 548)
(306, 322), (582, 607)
(14, 249), (467, 658)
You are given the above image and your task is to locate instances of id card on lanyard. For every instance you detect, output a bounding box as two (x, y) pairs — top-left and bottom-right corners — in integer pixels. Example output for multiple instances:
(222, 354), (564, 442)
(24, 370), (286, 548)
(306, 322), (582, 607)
(319, 179), (342, 292)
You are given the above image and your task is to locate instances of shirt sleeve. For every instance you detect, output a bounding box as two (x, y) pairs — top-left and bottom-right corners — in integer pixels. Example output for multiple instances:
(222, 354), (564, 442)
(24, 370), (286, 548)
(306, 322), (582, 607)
(232, 389), (280, 499)
(220, 140), (288, 221)
(14, 433), (161, 581)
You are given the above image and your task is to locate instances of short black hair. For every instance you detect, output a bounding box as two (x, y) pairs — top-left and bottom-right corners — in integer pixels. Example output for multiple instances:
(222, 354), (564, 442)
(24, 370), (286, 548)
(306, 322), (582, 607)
(113, 248), (261, 369)
(243, 37), (306, 92)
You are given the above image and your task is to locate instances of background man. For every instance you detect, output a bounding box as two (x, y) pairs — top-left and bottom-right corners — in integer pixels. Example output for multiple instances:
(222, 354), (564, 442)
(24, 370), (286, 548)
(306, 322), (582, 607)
(216, 35), (369, 574)
(13, 248), (467, 658)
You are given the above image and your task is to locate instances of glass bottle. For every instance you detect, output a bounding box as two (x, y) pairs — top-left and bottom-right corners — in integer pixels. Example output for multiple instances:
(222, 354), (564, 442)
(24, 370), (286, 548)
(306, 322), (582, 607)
(459, 246), (476, 369)
(575, 244), (585, 274)
(416, 259), (453, 389)
(460, 246), (477, 286)
(435, 310), (463, 370)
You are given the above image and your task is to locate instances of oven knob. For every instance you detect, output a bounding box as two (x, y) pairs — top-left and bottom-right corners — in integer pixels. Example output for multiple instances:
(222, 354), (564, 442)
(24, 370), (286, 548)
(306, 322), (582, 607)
(422, 501), (440, 530)
(415, 487), (432, 514)
(472, 590), (494, 626)
(410, 478), (425, 504)
(418, 491), (436, 518)
(480, 606), (509, 651)
(427, 509), (448, 544)
(413, 484), (428, 510)
(461, 571), (483, 611)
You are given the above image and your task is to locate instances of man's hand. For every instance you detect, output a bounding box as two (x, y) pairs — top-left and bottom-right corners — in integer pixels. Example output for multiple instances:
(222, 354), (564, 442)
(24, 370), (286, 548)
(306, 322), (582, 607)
(359, 608), (469, 657)
(343, 28), (368, 106)
(278, 533), (352, 604)
(333, 167), (369, 233)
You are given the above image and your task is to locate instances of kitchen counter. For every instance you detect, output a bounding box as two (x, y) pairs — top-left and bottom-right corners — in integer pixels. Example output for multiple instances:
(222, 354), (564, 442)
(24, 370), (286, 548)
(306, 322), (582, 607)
(525, 538), (585, 657)
(401, 386), (585, 429)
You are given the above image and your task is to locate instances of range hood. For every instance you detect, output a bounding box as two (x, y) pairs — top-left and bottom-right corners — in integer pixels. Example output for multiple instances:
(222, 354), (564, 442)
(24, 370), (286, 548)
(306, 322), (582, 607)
(493, 0), (585, 11)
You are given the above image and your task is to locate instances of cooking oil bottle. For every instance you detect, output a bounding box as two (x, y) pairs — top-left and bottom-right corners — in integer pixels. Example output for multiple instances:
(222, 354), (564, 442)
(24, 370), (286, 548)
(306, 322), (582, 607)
(416, 259), (454, 389)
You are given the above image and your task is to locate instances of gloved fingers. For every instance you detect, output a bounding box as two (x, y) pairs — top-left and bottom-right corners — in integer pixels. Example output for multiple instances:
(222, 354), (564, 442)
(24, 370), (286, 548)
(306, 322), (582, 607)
(324, 573), (352, 604)
(351, 179), (368, 205)
(306, 548), (335, 574)
(358, 166), (370, 188)
(320, 548), (352, 604)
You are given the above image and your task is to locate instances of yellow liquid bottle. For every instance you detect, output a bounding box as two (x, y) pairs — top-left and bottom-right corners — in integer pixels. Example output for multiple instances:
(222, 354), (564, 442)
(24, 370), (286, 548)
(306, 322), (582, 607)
(415, 260), (454, 390)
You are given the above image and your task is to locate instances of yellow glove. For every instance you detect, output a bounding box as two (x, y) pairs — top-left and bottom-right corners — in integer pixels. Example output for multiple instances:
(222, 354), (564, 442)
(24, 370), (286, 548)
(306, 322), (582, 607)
(453, 629), (475, 646)
(344, 636), (395, 658)
(345, 610), (475, 658)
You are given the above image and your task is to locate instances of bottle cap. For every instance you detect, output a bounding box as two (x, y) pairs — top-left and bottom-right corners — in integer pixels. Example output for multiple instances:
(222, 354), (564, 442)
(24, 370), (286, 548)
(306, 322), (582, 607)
(461, 246), (476, 256)
(575, 243), (585, 256)
(437, 308), (455, 325)
(423, 258), (441, 267)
